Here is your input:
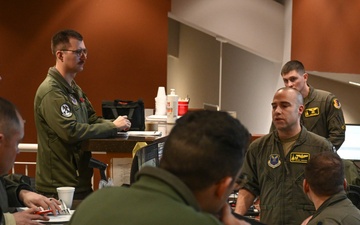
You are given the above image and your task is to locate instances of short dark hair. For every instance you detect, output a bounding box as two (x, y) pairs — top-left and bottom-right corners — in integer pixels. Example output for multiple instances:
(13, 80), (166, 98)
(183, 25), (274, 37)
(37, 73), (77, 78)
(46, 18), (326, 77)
(51, 29), (83, 55)
(0, 97), (21, 136)
(159, 110), (250, 191)
(281, 60), (305, 76)
(305, 151), (344, 196)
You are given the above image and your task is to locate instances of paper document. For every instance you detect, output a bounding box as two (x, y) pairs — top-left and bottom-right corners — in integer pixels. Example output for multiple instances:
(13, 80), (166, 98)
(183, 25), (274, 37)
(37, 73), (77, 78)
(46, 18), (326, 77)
(146, 115), (167, 122)
(127, 131), (162, 136)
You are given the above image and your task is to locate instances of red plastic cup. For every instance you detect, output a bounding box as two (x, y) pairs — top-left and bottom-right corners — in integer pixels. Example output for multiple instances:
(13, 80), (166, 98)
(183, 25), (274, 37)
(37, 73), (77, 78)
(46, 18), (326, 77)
(178, 100), (189, 116)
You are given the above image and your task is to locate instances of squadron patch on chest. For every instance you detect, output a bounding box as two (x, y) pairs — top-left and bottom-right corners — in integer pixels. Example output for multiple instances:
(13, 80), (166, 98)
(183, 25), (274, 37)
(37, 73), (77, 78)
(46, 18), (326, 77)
(60, 103), (72, 118)
(333, 98), (341, 109)
(268, 154), (281, 168)
(304, 107), (319, 117)
(290, 152), (310, 163)
(69, 94), (78, 105)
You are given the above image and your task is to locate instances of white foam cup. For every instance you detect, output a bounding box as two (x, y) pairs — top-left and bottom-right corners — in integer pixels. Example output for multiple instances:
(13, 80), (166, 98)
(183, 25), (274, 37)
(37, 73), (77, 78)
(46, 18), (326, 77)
(56, 187), (75, 209)
(156, 86), (166, 98)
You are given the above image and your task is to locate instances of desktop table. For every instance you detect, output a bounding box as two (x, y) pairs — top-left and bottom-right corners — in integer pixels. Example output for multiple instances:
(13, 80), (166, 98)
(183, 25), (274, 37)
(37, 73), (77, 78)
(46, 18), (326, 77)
(82, 123), (173, 153)
(81, 124), (173, 188)
(81, 135), (167, 153)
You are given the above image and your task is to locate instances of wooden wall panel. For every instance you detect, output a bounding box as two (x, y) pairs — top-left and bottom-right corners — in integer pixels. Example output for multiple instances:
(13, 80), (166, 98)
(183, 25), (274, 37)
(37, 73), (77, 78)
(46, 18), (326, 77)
(292, 0), (360, 74)
(0, 0), (170, 143)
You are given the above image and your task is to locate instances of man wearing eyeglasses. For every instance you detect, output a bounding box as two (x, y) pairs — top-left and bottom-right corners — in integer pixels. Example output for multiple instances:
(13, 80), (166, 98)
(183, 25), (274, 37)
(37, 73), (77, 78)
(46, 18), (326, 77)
(34, 29), (131, 200)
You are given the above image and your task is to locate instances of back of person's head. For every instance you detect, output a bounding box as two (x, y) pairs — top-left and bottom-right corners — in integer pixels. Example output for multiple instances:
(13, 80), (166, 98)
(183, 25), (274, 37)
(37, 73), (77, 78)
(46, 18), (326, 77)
(0, 97), (21, 137)
(51, 29), (83, 55)
(305, 151), (344, 196)
(159, 110), (250, 192)
(281, 60), (305, 76)
(0, 98), (23, 175)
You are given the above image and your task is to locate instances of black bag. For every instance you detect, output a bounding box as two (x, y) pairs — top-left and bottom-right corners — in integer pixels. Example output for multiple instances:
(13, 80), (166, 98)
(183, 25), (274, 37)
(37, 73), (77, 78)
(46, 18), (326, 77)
(102, 99), (145, 131)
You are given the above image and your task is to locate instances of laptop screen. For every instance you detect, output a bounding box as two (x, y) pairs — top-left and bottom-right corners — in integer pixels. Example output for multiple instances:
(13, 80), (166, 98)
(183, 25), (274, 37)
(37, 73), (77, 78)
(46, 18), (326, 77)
(130, 140), (165, 184)
(203, 103), (219, 111)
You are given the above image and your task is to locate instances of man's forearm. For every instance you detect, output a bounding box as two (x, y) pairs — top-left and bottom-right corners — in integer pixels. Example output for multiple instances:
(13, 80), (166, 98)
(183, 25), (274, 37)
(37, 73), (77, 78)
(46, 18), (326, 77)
(234, 189), (256, 215)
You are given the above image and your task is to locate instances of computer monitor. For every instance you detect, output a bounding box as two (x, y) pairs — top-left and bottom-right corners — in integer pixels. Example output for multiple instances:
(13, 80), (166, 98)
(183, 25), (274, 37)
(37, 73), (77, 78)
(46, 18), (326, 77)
(203, 103), (219, 111)
(129, 140), (166, 184)
(337, 124), (360, 160)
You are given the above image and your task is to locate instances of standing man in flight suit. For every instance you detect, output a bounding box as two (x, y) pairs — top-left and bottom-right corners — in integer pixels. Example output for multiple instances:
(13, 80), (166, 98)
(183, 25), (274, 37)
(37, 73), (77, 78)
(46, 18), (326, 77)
(235, 87), (334, 225)
(275, 60), (345, 150)
(34, 29), (131, 200)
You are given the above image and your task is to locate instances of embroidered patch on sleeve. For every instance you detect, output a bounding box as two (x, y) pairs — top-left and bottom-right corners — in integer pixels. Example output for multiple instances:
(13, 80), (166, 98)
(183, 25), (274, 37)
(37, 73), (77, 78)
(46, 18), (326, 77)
(333, 98), (341, 109)
(60, 103), (73, 118)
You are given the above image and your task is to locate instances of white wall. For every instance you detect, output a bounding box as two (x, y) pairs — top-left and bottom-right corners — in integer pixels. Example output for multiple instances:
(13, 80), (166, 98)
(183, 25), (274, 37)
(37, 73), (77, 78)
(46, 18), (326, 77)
(169, 0), (284, 63)
(167, 21), (280, 134)
(221, 44), (281, 134)
(168, 0), (286, 134)
(168, 0), (360, 135)
(167, 24), (220, 107)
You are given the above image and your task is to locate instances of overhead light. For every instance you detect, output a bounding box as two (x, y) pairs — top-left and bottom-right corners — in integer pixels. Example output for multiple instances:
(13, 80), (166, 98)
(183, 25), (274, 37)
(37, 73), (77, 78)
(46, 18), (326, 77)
(349, 81), (360, 86)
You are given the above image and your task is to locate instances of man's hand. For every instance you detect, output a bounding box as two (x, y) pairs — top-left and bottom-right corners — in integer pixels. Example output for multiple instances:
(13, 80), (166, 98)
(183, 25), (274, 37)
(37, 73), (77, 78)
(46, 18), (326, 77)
(18, 190), (61, 215)
(113, 115), (131, 131)
(13, 207), (50, 225)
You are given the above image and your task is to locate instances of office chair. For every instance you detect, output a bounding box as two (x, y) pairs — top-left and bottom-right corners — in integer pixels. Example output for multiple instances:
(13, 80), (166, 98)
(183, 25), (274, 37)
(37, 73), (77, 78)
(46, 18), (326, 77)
(347, 184), (360, 209)
(88, 158), (113, 188)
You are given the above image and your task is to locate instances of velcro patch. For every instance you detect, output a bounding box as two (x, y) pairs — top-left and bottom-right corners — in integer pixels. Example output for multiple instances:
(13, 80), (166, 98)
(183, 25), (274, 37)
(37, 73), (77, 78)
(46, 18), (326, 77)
(304, 107), (319, 117)
(333, 98), (341, 109)
(60, 103), (72, 118)
(268, 154), (281, 168)
(290, 152), (310, 163)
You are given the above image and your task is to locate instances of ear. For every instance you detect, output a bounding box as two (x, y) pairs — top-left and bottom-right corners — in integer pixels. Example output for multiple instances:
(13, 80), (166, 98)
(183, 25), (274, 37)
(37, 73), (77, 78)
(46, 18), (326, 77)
(303, 179), (309, 194)
(303, 72), (309, 81)
(56, 50), (64, 62)
(298, 104), (304, 115)
(215, 176), (233, 198)
(344, 178), (348, 190)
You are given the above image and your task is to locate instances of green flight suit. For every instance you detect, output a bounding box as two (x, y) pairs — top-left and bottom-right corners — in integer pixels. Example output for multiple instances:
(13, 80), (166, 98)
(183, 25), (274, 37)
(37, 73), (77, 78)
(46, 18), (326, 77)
(34, 67), (118, 196)
(69, 166), (226, 225)
(302, 85), (345, 150)
(240, 126), (334, 225)
(1, 174), (33, 225)
(307, 191), (360, 225)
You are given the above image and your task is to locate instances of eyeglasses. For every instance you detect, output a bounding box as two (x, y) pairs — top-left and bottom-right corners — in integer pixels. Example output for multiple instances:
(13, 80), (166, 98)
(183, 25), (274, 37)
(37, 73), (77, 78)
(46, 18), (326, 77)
(61, 48), (88, 57)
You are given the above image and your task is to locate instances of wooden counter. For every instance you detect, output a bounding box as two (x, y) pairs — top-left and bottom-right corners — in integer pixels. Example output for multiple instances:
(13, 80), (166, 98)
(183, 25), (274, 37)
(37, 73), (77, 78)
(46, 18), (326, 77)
(82, 123), (173, 153)
(81, 136), (167, 153)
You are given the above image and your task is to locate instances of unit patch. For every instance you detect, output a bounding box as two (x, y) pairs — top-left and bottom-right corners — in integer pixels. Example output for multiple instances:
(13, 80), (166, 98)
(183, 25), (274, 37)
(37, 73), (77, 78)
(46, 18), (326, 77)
(304, 107), (319, 117)
(69, 94), (78, 105)
(333, 98), (341, 109)
(60, 103), (72, 118)
(268, 154), (281, 168)
(290, 152), (310, 163)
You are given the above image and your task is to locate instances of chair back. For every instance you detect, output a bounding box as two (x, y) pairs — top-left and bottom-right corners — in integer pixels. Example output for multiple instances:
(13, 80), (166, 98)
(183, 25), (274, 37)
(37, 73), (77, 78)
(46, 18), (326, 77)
(347, 184), (360, 209)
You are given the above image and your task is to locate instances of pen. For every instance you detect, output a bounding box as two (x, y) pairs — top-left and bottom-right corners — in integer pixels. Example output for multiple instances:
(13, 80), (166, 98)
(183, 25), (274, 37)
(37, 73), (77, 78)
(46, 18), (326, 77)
(35, 209), (53, 215)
